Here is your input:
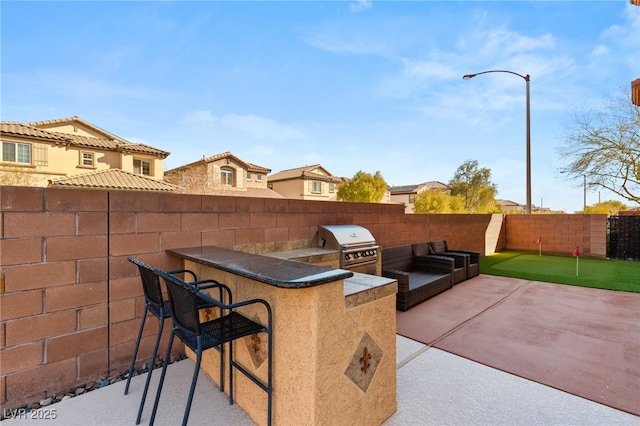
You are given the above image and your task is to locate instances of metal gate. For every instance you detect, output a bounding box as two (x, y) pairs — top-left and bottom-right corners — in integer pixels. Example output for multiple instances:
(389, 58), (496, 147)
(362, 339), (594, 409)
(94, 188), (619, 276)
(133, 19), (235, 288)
(607, 215), (640, 261)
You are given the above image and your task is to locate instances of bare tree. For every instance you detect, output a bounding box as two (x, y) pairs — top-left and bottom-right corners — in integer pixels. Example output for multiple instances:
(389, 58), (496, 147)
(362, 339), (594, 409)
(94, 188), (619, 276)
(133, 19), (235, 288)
(558, 90), (640, 204)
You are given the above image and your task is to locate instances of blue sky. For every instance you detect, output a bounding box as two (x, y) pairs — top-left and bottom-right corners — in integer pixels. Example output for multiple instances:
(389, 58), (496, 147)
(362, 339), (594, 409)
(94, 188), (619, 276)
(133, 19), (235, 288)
(2, 1), (639, 212)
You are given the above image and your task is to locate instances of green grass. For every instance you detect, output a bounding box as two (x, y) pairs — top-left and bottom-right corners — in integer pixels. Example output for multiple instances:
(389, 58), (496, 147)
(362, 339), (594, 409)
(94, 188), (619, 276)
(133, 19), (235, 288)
(480, 250), (640, 293)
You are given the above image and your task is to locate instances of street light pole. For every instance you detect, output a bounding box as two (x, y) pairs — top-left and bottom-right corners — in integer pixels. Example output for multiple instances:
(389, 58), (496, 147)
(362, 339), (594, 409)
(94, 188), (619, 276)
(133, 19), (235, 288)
(463, 70), (532, 214)
(583, 174), (587, 213)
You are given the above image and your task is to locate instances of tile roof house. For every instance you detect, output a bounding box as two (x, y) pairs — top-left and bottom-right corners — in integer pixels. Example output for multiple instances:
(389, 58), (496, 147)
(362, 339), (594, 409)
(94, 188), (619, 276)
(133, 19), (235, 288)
(389, 181), (450, 213)
(164, 151), (283, 198)
(0, 116), (173, 191)
(267, 164), (344, 200)
(49, 169), (180, 192)
(496, 199), (527, 214)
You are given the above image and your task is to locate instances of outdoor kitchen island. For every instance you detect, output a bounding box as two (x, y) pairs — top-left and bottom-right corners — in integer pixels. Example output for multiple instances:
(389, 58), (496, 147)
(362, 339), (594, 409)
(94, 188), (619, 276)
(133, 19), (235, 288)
(167, 246), (398, 426)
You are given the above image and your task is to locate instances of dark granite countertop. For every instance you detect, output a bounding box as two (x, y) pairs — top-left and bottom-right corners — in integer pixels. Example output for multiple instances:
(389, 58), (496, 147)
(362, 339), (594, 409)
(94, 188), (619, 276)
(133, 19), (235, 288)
(167, 246), (353, 289)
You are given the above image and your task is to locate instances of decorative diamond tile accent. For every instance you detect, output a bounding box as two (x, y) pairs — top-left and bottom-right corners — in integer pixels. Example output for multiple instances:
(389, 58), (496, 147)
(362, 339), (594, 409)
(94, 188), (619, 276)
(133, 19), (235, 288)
(344, 332), (383, 393)
(244, 314), (267, 369)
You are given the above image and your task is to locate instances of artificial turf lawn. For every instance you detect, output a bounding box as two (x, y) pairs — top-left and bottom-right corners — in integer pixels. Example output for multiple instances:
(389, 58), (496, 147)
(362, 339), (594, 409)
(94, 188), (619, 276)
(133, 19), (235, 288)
(480, 250), (640, 293)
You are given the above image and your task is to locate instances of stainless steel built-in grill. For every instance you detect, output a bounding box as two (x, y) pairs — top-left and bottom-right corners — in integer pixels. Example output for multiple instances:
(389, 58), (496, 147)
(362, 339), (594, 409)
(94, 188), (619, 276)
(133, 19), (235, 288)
(313, 225), (380, 275)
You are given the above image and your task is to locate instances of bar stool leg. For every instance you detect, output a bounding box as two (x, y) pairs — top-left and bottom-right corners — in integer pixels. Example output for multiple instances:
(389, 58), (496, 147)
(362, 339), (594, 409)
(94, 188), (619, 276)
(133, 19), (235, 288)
(124, 307), (148, 395)
(135, 313), (165, 424)
(148, 331), (174, 426)
(181, 337), (203, 426)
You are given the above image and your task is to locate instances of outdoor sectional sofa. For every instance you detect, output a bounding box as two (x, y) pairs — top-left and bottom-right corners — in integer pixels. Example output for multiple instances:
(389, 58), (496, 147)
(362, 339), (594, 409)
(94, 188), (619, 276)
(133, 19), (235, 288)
(382, 244), (454, 311)
(411, 242), (467, 284)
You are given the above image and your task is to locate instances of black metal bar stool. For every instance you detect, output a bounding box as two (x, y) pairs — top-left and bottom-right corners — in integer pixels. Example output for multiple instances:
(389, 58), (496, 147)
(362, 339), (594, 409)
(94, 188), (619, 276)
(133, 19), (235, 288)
(125, 257), (215, 425)
(150, 270), (272, 426)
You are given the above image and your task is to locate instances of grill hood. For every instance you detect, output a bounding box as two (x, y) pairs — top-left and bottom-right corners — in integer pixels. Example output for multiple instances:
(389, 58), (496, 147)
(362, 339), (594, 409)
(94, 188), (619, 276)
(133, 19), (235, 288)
(313, 225), (376, 250)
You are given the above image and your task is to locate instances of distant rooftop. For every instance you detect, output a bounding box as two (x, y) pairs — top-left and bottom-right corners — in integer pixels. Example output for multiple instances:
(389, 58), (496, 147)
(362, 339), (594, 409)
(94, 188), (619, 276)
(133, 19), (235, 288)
(49, 169), (181, 192)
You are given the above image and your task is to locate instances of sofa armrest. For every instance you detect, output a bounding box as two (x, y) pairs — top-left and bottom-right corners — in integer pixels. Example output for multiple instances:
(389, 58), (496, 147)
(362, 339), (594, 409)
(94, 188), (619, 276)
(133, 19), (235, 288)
(418, 252), (467, 269)
(382, 269), (409, 292)
(414, 255), (454, 274)
(450, 250), (480, 264)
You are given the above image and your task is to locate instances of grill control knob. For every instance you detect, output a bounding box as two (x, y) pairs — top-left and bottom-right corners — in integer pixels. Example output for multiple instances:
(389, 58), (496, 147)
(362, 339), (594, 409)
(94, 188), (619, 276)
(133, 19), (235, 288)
(345, 253), (351, 260)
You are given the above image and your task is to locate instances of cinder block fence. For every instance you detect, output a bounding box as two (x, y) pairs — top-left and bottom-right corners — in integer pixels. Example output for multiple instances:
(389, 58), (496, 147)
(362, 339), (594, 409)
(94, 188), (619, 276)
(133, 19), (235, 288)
(0, 186), (606, 409)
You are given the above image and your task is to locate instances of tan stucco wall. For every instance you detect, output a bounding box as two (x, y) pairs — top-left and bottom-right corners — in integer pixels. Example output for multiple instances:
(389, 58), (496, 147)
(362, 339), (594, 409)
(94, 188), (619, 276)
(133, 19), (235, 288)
(269, 179), (338, 201)
(269, 179), (302, 199)
(389, 193), (412, 213)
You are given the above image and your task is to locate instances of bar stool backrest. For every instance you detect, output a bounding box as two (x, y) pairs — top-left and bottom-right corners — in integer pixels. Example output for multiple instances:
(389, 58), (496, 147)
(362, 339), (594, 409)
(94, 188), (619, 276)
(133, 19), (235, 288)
(128, 257), (165, 310)
(162, 274), (203, 337)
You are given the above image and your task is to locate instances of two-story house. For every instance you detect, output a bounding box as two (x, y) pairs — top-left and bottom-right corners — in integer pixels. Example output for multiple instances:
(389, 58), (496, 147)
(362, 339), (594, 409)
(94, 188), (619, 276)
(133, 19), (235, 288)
(164, 151), (283, 198)
(389, 181), (450, 213)
(0, 116), (177, 191)
(267, 165), (344, 201)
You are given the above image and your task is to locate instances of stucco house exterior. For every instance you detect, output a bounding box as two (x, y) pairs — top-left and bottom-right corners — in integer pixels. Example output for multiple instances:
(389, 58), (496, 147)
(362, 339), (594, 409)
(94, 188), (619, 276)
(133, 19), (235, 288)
(496, 199), (527, 214)
(0, 116), (173, 191)
(389, 181), (449, 213)
(164, 151), (283, 198)
(267, 164), (344, 201)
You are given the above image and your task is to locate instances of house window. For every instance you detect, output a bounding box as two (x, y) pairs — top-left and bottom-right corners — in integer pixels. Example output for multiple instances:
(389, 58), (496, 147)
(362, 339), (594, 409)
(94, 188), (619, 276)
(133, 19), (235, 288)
(2, 141), (31, 164)
(409, 194), (416, 203)
(246, 173), (252, 181)
(221, 167), (234, 186)
(329, 183), (336, 193)
(81, 151), (95, 167)
(309, 180), (322, 193)
(256, 174), (263, 182)
(133, 159), (151, 175)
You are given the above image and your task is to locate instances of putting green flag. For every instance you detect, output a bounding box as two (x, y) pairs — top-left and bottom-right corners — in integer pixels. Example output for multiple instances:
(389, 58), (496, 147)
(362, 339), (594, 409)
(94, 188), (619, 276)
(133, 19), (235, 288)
(536, 236), (542, 256)
(573, 246), (580, 276)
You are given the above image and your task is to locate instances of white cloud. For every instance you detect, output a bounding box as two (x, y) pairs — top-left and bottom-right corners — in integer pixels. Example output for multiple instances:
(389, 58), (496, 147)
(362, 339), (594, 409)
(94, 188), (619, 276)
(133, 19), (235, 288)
(402, 58), (457, 80)
(350, 0), (372, 13)
(591, 44), (610, 57)
(179, 111), (307, 141)
(481, 29), (556, 56)
(179, 110), (217, 127)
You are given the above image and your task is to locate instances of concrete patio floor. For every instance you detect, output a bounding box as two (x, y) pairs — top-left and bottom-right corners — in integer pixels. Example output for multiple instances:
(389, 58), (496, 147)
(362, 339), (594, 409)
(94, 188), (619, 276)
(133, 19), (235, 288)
(3, 334), (637, 426)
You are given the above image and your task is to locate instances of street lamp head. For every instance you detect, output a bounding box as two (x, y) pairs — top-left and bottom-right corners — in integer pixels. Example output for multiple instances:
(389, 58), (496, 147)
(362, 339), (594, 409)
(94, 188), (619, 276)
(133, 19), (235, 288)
(462, 74), (475, 80)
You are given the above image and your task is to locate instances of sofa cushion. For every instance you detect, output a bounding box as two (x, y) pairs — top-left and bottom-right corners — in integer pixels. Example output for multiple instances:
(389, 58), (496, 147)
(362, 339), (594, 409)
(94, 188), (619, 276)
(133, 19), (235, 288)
(412, 242), (432, 257)
(430, 240), (448, 253)
(382, 245), (413, 271)
(406, 271), (448, 290)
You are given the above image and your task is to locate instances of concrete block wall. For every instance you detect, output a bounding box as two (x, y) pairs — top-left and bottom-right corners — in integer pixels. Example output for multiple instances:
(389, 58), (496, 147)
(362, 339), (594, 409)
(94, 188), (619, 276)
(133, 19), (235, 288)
(505, 214), (607, 257)
(1, 186), (603, 409)
(0, 187), (111, 409)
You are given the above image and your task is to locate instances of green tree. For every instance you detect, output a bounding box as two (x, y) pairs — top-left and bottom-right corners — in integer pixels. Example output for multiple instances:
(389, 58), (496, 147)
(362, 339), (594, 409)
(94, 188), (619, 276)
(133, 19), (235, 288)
(413, 189), (466, 213)
(584, 200), (628, 216)
(337, 170), (387, 203)
(558, 89), (640, 205)
(448, 160), (498, 213)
